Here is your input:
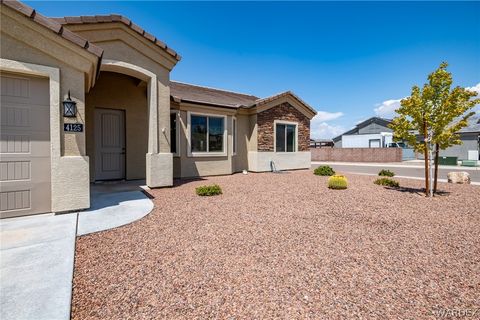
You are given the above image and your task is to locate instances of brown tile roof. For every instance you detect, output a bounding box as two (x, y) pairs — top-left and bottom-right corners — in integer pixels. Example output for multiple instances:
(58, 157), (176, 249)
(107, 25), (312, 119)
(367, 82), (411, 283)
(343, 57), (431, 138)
(1, 0), (103, 58)
(170, 81), (317, 116)
(170, 81), (259, 108)
(250, 91), (317, 115)
(51, 15), (181, 61)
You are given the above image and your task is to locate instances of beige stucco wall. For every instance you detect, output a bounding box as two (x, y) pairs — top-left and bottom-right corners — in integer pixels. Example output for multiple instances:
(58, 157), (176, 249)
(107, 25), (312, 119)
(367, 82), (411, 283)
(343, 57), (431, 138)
(85, 72), (148, 181)
(1, 7), (98, 212)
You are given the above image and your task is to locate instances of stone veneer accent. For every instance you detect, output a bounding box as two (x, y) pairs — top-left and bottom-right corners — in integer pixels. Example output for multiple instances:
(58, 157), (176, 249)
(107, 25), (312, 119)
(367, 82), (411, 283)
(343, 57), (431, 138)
(257, 102), (310, 152)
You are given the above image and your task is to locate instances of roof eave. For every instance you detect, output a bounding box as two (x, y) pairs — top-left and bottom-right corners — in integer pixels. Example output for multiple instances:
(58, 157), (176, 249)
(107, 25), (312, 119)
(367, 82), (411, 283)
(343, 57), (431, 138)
(170, 96), (239, 110)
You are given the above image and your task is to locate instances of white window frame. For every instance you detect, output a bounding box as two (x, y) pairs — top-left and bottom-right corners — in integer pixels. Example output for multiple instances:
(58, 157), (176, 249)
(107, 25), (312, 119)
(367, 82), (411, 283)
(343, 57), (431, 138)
(232, 116), (237, 156)
(273, 120), (298, 153)
(187, 111), (227, 157)
(170, 110), (180, 157)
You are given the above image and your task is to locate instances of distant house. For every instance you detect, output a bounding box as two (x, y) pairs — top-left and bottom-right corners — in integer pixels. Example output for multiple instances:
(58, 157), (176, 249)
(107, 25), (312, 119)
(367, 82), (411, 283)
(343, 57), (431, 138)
(332, 117), (393, 148)
(417, 114), (480, 160)
(310, 139), (334, 148)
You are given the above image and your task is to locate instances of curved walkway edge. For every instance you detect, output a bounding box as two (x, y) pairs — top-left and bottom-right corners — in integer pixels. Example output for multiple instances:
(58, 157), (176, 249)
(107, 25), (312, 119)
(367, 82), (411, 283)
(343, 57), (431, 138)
(77, 190), (154, 236)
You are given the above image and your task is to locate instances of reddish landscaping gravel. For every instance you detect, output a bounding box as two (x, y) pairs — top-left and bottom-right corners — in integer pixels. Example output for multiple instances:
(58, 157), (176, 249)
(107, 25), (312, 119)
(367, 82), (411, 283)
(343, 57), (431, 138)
(72, 171), (480, 319)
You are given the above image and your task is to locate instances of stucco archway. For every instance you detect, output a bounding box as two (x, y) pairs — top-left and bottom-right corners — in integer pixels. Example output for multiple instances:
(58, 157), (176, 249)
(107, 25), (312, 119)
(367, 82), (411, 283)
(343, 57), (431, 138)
(85, 59), (171, 187)
(100, 59), (159, 155)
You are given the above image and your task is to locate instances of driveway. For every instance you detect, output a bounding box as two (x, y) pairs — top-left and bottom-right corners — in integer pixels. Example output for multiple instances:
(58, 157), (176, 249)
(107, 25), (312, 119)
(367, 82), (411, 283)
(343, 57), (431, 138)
(0, 183), (153, 320)
(0, 213), (77, 320)
(71, 171), (480, 319)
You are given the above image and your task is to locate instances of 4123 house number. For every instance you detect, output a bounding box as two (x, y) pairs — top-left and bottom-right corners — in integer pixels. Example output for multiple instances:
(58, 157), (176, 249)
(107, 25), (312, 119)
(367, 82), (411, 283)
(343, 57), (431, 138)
(64, 123), (83, 132)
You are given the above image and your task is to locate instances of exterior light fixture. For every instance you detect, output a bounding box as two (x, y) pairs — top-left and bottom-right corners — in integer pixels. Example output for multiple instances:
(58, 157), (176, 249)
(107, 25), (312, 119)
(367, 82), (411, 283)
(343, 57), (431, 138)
(63, 90), (77, 117)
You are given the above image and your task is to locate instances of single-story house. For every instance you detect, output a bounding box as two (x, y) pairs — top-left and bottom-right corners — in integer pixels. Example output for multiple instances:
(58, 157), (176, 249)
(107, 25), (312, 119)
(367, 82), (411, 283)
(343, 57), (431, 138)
(0, 0), (316, 218)
(310, 139), (334, 148)
(415, 114), (480, 161)
(332, 117), (393, 148)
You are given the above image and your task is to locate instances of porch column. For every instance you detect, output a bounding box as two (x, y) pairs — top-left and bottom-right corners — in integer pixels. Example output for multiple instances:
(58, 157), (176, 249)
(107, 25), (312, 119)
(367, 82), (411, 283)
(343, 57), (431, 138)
(147, 77), (159, 154)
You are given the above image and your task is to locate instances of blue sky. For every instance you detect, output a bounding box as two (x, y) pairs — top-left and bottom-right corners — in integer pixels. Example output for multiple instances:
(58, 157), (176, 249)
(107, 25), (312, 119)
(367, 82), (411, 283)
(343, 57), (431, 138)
(27, 1), (480, 138)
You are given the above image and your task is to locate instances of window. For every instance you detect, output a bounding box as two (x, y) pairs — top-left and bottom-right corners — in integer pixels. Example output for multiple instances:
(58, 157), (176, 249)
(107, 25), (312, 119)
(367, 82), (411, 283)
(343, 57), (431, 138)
(189, 112), (226, 156)
(232, 117), (237, 155)
(275, 122), (297, 152)
(170, 112), (179, 156)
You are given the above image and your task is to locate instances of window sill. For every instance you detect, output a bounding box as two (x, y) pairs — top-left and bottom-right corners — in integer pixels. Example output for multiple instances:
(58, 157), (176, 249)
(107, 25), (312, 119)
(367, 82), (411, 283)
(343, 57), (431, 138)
(188, 152), (227, 158)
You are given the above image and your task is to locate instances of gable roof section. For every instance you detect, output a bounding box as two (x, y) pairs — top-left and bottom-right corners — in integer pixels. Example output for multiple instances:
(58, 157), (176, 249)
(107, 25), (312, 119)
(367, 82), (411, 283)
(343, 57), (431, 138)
(248, 91), (317, 118)
(51, 15), (181, 61)
(458, 113), (480, 133)
(1, 0), (103, 59)
(170, 81), (258, 109)
(332, 117), (392, 142)
(170, 81), (317, 118)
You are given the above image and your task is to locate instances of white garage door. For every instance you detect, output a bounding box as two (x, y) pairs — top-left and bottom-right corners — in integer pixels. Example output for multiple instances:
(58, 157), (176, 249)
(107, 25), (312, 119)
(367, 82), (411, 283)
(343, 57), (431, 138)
(0, 73), (51, 218)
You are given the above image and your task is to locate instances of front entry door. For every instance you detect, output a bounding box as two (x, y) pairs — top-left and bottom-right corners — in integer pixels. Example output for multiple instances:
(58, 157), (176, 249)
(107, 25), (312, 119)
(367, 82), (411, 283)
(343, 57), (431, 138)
(95, 108), (125, 180)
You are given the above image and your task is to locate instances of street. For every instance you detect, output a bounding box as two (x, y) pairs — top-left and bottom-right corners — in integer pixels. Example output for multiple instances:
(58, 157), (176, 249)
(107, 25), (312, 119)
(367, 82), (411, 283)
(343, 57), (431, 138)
(311, 161), (480, 184)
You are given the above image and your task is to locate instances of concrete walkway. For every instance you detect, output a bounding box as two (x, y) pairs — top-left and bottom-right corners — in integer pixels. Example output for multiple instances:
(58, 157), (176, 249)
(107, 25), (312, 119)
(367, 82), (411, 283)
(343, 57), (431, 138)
(78, 190), (153, 236)
(0, 182), (154, 320)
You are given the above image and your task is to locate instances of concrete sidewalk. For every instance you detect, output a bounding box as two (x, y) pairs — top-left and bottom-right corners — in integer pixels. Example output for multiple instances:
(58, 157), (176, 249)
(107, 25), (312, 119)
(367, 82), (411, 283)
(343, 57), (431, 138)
(312, 160), (480, 171)
(312, 161), (480, 184)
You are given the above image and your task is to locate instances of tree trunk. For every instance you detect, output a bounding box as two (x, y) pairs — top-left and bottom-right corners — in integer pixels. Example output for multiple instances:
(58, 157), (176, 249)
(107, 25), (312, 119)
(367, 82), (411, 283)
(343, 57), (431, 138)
(433, 143), (439, 194)
(423, 121), (430, 197)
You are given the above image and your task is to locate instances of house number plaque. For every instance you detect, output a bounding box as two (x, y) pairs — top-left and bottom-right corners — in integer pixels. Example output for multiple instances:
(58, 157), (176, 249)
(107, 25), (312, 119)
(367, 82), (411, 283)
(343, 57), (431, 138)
(64, 123), (83, 132)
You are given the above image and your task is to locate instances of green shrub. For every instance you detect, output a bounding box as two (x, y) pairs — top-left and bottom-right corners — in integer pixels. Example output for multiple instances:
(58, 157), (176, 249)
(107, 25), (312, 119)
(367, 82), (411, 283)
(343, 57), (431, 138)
(196, 184), (223, 196)
(314, 165), (336, 176)
(328, 175), (348, 190)
(378, 169), (395, 177)
(374, 177), (400, 188)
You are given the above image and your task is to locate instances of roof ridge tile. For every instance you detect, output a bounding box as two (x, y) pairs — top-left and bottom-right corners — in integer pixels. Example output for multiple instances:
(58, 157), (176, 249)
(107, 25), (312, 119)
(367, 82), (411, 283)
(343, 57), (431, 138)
(2, 0), (103, 58)
(52, 13), (181, 61)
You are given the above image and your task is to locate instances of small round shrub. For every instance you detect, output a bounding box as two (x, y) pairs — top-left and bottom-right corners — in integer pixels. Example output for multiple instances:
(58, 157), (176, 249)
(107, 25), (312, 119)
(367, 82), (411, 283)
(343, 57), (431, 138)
(328, 175), (348, 190)
(314, 165), (336, 176)
(374, 177), (399, 188)
(378, 169), (395, 177)
(196, 184), (222, 196)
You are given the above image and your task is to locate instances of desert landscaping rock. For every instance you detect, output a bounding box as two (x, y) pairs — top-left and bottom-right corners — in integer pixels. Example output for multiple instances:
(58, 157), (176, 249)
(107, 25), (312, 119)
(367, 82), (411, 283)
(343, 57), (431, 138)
(71, 171), (480, 319)
(447, 171), (471, 184)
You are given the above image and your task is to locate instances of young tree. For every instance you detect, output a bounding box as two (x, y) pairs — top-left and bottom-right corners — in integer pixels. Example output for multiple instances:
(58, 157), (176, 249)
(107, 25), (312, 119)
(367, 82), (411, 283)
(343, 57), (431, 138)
(429, 65), (478, 192)
(390, 62), (479, 196)
(390, 85), (433, 196)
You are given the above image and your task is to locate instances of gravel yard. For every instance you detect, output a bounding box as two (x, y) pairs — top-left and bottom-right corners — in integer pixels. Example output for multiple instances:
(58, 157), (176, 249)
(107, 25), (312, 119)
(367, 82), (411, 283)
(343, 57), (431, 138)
(72, 170), (480, 319)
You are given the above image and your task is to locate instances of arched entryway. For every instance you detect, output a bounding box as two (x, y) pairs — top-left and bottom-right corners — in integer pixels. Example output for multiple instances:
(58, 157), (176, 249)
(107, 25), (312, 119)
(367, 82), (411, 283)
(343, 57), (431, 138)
(86, 60), (159, 182)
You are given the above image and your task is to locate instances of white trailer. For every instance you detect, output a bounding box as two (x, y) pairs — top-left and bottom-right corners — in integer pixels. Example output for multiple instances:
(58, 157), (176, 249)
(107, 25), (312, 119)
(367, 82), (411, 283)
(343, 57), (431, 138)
(342, 132), (393, 148)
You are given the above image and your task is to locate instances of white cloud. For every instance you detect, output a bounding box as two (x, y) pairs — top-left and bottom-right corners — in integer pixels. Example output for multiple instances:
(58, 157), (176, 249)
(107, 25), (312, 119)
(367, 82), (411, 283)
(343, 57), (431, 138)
(374, 99), (402, 118)
(372, 83), (480, 118)
(314, 111), (344, 122)
(310, 111), (345, 139)
(466, 83), (480, 95)
(310, 121), (345, 139)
